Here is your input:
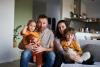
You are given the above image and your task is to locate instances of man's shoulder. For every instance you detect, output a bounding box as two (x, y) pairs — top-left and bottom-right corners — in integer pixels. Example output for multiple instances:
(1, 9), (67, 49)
(46, 28), (54, 34)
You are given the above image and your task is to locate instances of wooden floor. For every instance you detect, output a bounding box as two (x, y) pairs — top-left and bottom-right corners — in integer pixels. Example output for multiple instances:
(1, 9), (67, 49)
(0, 60), (36, 67)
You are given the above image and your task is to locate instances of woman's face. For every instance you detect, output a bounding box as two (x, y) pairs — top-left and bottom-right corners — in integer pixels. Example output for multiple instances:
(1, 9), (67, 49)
(58, 22), (67, 34)
(28, 22), (36, 32)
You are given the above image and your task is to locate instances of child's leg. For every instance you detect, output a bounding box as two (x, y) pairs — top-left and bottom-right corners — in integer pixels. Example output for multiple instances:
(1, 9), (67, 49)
(67, 50), (83, 63)
(81, 51), (94, 64)
(73, 52), (91, 64)
(36, 53), (42, 67)
(81, 51), (91, 61)
(32, 52), (36, 62)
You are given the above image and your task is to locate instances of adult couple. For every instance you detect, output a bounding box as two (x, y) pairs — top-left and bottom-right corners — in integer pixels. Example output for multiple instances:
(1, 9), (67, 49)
(19, 15), (94, 67)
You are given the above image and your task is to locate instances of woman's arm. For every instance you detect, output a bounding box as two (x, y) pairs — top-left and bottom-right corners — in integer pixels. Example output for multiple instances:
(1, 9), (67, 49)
(54, 39), (67, 55)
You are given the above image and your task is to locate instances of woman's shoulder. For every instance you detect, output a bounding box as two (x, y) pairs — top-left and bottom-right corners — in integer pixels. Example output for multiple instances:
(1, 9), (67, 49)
(54, 37), (60, 42)
(55, 37), (60, 40)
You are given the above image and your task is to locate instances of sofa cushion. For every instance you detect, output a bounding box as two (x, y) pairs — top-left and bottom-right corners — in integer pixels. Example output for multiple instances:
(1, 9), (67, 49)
(61, 62), (100, 67)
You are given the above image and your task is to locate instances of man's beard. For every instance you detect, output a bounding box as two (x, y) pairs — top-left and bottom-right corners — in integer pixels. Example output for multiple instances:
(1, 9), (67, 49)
(40, 27), (46, 32)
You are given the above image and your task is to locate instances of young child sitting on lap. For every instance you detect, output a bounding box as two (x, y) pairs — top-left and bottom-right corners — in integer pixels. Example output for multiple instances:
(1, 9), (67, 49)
(19, 19), (42, 67)
(25, 32), (42, 67)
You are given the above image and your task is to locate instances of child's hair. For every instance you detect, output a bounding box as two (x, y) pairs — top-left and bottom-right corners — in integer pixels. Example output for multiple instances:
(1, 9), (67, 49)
(61, 27), (75, 41)
(64, 27), (75, 35)
(25, 32), (40, 44)
(27, 19), (36, 26)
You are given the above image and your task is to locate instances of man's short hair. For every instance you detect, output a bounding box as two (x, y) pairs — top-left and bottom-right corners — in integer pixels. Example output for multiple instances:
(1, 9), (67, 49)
(38, 14), (48, 20)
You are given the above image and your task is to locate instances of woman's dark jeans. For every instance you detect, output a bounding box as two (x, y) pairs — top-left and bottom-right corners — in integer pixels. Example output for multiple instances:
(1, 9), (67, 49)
(53, 51), (73, 67)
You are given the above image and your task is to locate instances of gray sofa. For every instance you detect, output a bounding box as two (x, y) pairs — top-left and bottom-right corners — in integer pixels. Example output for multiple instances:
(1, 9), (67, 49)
(61, 40), (100, 67)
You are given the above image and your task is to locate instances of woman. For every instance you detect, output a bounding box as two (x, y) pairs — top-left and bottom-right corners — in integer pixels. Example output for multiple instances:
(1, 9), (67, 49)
(53, 20), (69, 67)
(53, 20), (94, 67)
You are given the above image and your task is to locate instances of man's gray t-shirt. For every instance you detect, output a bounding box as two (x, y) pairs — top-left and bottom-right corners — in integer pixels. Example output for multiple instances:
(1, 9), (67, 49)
(40, 28), (54, 48)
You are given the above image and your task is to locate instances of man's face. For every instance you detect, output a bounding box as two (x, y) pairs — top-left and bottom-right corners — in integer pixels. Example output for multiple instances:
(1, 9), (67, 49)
(37, 18), (48, 31)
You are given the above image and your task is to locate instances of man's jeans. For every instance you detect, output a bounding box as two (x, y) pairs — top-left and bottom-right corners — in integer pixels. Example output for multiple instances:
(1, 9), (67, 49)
(20, 49), (55, 67)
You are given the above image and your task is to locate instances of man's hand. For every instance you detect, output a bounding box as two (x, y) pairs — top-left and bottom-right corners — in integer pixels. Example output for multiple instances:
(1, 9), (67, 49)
(32, 46), (46, 54)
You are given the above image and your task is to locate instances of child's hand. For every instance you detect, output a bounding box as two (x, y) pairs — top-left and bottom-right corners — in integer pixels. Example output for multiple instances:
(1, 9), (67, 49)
(32, 45), (45, 54)
(21, 26), (28, 35)
(24, 25), (28, 29)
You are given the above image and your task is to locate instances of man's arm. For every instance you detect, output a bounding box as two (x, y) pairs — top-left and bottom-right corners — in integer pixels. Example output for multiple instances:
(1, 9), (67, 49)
(44, 31), (54, 51)
(43, 40), (54, 52)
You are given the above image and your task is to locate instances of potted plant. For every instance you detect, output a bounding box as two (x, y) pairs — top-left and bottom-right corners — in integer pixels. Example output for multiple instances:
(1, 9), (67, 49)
(13, 25), (22, 48)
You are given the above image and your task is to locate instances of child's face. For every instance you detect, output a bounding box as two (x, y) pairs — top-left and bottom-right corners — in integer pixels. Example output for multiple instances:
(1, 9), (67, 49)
(28, 22), (36, 32)
(65, 32), (74, 41)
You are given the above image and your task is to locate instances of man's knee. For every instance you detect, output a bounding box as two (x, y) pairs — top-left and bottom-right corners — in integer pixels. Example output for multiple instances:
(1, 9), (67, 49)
(46, 51), (55, 62)
(21, 49), (32, 60)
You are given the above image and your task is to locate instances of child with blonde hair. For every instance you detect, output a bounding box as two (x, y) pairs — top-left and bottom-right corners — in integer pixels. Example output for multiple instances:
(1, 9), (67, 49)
(19, 19), (42, 67)
(25, 32), (42, 67)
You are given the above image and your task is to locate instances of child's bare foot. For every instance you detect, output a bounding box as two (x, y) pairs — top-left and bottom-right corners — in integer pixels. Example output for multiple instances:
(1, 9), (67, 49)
(33, 56), (36, 62)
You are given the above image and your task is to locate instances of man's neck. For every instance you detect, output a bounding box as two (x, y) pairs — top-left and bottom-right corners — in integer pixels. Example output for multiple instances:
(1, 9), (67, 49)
(40, 28), (48, 33)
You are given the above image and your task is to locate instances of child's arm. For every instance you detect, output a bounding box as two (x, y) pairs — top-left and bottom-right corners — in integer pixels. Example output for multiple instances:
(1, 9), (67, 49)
(20, 26), (28, 35)
(74, 40), (82, 55)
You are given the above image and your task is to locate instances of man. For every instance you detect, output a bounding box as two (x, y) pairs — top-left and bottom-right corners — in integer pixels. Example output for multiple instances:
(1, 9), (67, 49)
(20, 15), (55, 67)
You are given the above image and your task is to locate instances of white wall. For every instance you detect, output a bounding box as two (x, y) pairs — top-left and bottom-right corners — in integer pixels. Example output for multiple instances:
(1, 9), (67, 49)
(0, 0), (20, 63)
(83, 0), (100, 18)
(81, 0), (86, 14)
(62, 0), (74, 19)
(32, 0), (61, 22)
(46, 0), (61, 21)
(62, 0), (100, 18)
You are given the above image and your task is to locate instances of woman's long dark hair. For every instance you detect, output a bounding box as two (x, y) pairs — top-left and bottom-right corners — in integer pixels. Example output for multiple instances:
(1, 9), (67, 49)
(55, 20), (69, 39)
